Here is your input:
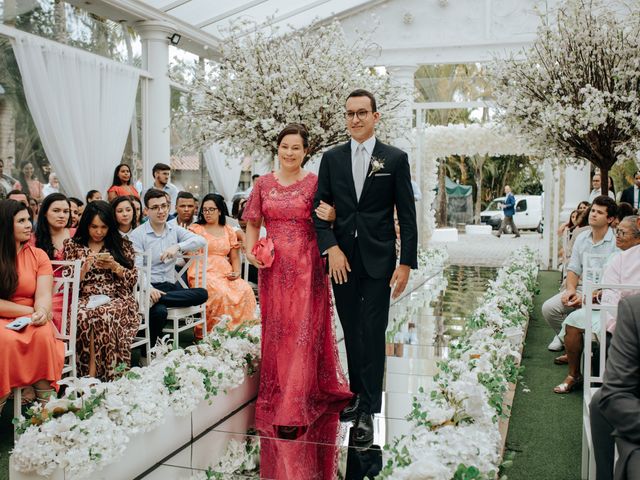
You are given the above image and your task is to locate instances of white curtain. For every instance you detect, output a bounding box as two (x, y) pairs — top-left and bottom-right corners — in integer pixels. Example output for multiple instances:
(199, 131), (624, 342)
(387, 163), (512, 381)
(203, 144), (243, 209)
(11, 33), (139, 199)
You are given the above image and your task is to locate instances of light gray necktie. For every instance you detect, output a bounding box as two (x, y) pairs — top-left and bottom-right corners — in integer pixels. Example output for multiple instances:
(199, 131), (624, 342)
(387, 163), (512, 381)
(353, 144), (366, 200)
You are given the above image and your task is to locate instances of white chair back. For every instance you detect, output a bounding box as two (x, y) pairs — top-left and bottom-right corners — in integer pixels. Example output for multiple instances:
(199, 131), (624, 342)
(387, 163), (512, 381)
(51, 259), (82, 377)
(162, 245), (208, 349)
(131, 253), (151, 353)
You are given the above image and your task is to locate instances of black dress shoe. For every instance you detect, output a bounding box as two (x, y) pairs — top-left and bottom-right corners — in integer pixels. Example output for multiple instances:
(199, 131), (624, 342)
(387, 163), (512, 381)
(340, 395), (360, 423)
(353, 412), (373, 447)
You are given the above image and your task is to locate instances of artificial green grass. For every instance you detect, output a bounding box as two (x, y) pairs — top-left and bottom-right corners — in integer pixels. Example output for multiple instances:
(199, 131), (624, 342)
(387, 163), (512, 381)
(504, 270), (583, 480)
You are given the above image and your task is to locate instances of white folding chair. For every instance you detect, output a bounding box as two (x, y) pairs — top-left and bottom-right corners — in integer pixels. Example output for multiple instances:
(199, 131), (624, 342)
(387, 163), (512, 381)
(13, 259), (81, 440)
(580, 258), (640, 479)
(130, 253), (151, 355)
(162, 245), (208, 349)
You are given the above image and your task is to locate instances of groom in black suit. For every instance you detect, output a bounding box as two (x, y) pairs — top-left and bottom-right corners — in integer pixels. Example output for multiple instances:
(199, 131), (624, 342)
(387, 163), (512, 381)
(313, 89), (418, 446)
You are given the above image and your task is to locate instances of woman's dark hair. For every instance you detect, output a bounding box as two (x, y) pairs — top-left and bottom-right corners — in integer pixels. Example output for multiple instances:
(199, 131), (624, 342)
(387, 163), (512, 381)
(616, 202), (635, 222)
(0, 200), (29, 299)
(36, 193), (71, 259)
(17, 160), (36, 194)
(111, 164), (132, 187)
(131, 196), (143, 222)
(86, 190), (101, 203)
(69, 197), (84, 208)
(196, 193), (228, 226)
(111, 195), (138, 230)
(276, 123), (309, 149)
(73, 200), (133, 269)
(576, 201), (590, 211)
(231, 196), (247, 219)
(566, 210), (578, 231)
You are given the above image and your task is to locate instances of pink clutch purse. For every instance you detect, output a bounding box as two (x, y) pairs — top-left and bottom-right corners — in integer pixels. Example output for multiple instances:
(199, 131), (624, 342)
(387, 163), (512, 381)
(252, 237), (275, 268)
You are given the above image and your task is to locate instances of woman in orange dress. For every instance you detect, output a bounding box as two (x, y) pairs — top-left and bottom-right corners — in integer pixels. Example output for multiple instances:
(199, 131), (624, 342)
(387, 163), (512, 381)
(14, 160), (44, 200)
(107, 164), (139, 202)
(0, 200), (64, 414)
(188, 193), (256, 338)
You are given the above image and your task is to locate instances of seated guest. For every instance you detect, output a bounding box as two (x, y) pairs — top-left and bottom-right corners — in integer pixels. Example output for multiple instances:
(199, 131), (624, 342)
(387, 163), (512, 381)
(0, 159), (19, 199)
(613, 202), (635, 228)
(35, 193), (74, 332)
(42, 173), (60, 198)
(171, 191), (197, 228)
(188, 194), (256, 338)
(0, 200), (63, 413)
(131, 196), (143, 225)
(68, 197), (84, 228)
(111, 195), (138, 238)
(86, 190), (102, 203)
(589, 173), (616, 203)
(544, 196), (618, 351)
(63, 201), (139, 380)
(129, 189), (208, 348)
(595, 294), (640, 480)
(29, 197), (40, 224)
(7, 189), (29, 208)
(553, 215), (640, 393)
(107, 164), (139, 202)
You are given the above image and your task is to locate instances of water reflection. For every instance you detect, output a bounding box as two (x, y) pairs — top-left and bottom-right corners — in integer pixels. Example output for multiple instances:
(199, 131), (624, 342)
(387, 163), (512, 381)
(344, 428), (382, 480)
(259, 413), (342, 480)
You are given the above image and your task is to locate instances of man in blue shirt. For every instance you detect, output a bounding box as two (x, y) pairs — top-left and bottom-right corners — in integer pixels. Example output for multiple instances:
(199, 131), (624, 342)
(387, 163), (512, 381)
(497, 185), (520, 238)
(130, 189), (208, 348)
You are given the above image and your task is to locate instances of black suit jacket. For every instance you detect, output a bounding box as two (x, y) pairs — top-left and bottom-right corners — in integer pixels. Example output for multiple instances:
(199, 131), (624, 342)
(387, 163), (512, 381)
(620, 186), (636, 206)
(313, 139), (418, 279)
(599, 294), (640, 480)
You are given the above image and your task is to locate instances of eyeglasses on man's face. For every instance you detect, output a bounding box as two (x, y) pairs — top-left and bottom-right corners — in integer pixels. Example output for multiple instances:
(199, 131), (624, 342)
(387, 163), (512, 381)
(344, 110), (372, 121)
(202, 207), (219, 214)
(615, 228), (631, 238)
(148, 203), (169, 212)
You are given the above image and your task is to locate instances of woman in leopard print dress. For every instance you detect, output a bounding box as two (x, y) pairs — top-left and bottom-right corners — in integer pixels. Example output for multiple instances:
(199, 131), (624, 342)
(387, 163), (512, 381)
(63, 201), (139, 381)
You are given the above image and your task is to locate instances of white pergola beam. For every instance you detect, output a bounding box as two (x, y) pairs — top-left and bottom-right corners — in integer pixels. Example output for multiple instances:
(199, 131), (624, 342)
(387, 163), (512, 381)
(66, 0), (223, 60)
(196, 0), (270, 29)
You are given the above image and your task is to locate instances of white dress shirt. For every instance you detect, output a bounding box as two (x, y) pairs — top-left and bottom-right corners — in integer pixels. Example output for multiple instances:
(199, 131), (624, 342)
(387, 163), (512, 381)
(350, 136), (376, 193)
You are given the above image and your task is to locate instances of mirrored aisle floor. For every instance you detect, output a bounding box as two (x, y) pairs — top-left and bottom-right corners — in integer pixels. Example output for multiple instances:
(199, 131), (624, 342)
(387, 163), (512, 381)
(140, 265), (496, 480)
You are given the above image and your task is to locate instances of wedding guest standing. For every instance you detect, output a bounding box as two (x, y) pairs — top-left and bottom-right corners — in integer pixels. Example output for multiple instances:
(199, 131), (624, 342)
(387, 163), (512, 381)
(107, 164), (140, 202)
(42, 173), (61, 197)
(620, 170), (640, 210)
(63, 201), (139, 380)
(14, 160), (44, 200)
(497, 185), (520, 238)
(0, 200), (63, 413)
(188, 193), (256, 338)
(86, 190), (102, 203)
(244, 124), (351, 465)
(141, 163), (179, 213)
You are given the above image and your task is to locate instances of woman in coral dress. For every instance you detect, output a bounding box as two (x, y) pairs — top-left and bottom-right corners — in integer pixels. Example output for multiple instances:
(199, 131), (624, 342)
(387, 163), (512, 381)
(0, 200), (64, 413)
(244, 124), (351, 479)
(188, 193), (256, 338)
(107, 164), (140, 202)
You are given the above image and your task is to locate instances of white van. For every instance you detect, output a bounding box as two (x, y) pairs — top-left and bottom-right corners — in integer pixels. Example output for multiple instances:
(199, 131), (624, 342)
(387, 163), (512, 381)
(480, 195), (543, 232)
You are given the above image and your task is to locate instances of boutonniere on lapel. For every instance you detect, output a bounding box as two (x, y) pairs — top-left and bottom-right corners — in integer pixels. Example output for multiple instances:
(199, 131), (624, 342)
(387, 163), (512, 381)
(368, 156), (385, 177)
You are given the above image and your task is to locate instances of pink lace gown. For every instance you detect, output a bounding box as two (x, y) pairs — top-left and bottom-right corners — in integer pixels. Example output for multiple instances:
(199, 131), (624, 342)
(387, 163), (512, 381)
(243, 173), (351, 478)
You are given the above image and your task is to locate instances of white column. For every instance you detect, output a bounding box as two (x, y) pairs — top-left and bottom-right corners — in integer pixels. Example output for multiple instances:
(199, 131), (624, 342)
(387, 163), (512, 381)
(387, 64), (421, 242)
(136, 21), (173, 190)
(560, 161), (590, 222)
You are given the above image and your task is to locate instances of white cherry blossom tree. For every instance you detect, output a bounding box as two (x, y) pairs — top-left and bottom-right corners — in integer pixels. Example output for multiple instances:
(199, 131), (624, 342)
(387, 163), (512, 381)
(491, 0), (640, 194)
(173, 21), (405, 166)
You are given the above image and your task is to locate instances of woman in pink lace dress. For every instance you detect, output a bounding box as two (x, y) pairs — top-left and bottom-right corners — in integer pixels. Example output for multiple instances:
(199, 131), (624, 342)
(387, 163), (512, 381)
(244, 124), (351, 478)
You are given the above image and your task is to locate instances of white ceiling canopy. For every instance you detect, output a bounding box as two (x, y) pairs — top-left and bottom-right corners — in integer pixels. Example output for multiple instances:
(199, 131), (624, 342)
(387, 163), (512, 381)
(142, 0), (377, 37)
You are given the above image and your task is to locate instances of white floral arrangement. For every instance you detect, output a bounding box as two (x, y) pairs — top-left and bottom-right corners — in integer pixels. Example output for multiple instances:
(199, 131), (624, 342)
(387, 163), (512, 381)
(181, 435), (260, 480)
(11, 319), (261, 480)
(381, 246), (539, 479)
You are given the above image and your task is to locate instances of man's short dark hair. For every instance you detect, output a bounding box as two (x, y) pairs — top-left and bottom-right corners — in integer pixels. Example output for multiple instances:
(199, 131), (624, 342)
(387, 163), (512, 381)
(592, 195), (618, 218)
(176, 191), (195, 202)
(7, 189), (26, 200)
(152, 163), (171, 175)
(144, 188), (169, 208)
(346, 89), (377, 112)
(251, 174), (260, 181)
